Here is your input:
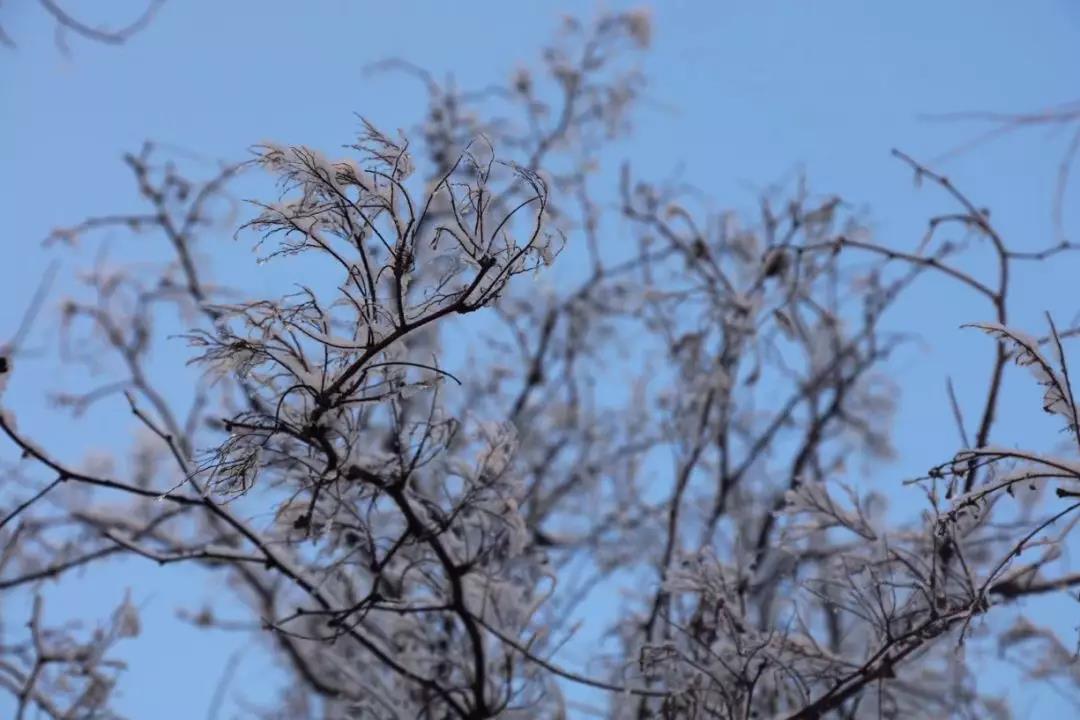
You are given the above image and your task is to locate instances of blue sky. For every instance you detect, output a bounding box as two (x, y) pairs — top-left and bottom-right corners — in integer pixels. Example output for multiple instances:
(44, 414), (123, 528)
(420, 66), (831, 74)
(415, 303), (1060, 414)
(2, 1), (1079, 717)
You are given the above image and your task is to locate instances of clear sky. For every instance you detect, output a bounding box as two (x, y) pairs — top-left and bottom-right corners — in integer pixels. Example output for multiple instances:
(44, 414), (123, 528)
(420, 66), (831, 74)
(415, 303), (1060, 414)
(2, 1), (1079, 717)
